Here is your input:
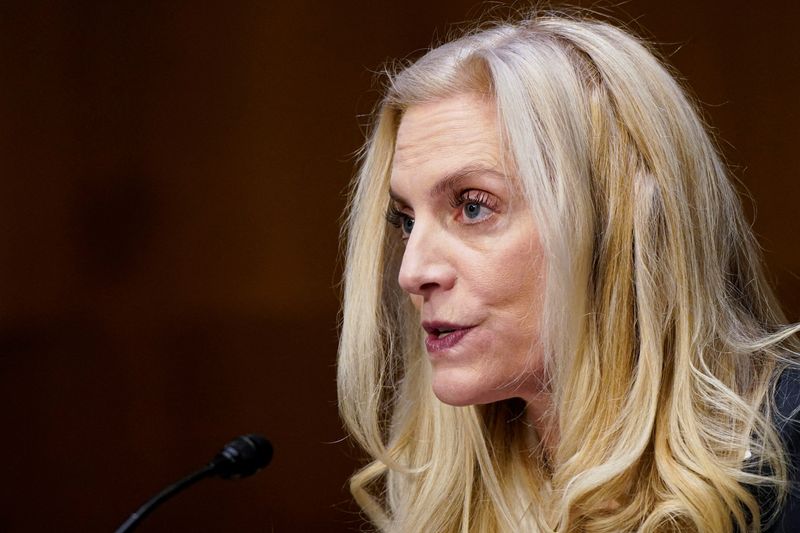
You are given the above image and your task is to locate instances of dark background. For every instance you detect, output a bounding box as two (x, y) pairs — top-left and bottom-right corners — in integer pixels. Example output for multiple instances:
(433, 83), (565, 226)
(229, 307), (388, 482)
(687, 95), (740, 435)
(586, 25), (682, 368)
(1, 1), (798, 531)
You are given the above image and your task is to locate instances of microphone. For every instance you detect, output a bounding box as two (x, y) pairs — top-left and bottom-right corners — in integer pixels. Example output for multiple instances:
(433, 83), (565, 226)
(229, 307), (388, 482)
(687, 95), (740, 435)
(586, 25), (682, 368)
(114, 434), (273, 533)
(209, 433), (273, 479)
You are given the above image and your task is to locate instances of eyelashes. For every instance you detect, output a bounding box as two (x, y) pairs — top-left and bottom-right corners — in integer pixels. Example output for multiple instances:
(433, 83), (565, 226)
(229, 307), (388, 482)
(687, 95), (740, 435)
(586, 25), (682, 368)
(448, 189), (498, 212)
(385, 204), (406, 227)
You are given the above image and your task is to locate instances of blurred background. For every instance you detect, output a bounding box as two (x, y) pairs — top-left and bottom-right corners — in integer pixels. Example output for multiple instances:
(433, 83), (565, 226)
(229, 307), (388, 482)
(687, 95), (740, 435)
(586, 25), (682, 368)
(1, 1), (798, 531)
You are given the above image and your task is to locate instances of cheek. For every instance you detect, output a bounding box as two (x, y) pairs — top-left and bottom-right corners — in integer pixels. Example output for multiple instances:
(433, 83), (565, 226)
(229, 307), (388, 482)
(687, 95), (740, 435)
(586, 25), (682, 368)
(471, 238), (544, 310)
(410, 294), (423, 311)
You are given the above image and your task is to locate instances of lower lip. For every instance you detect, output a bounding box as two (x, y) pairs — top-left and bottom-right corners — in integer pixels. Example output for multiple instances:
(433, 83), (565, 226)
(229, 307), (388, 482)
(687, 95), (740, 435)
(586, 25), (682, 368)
(425, 327), (474, 354)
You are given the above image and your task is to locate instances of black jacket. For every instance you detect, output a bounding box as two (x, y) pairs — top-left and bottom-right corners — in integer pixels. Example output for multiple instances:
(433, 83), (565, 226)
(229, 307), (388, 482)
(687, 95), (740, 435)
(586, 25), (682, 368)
(762, 368), (800, 532)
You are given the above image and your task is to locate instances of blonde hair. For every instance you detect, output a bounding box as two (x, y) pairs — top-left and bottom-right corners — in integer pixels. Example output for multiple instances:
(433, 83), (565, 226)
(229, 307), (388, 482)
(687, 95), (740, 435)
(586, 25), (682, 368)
(338, 12), (799, 532)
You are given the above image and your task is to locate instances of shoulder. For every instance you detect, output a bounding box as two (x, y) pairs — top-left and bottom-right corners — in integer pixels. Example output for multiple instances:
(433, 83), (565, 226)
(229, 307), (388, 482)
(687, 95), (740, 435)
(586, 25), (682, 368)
(763, 366), (800, 532)
(774, 366), (800, 452)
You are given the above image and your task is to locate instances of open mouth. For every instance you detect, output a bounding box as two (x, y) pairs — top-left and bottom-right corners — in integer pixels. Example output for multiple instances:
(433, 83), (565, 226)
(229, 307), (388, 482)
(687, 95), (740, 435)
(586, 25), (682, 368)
(422, 322), (475, 354)
(434, 328), (457, 339)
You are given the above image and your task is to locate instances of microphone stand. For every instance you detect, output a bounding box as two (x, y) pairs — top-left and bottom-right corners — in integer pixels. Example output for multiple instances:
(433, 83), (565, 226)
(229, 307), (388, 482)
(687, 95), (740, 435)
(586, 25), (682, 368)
(115, 463), (215, 533)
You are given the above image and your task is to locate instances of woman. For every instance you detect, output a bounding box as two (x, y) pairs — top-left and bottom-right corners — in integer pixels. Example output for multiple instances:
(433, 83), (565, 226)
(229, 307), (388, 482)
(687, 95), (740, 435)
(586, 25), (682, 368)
(338, 13), (800, 532)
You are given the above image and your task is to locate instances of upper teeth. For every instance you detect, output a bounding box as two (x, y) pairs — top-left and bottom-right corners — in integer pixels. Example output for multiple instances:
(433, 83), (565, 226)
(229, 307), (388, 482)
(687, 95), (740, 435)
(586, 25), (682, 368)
(437, 329), (455, 338)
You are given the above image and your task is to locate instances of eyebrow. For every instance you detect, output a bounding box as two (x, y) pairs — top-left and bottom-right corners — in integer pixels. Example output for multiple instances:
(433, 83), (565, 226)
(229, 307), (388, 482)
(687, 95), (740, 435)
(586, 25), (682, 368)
(388, 164), (506, 205)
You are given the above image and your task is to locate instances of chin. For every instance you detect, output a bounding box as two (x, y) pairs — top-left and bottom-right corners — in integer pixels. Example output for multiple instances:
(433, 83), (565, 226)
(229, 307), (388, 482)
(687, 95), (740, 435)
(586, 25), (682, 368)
(430, 367), (507, 406)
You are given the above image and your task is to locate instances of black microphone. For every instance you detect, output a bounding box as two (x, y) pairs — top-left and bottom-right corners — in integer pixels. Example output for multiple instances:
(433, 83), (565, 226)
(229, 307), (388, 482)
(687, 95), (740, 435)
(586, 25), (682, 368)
(208, 434), (273, 479)
(115, 434), (273, 533)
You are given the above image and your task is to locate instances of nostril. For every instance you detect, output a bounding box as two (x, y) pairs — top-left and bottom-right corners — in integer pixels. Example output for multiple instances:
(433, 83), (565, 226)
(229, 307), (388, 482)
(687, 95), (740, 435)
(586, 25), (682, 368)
(419, 281), (439, 292)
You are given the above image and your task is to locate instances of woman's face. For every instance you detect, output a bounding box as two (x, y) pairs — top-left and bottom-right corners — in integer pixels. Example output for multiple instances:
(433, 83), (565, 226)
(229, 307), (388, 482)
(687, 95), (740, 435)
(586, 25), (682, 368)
(389, 93), (547, 406)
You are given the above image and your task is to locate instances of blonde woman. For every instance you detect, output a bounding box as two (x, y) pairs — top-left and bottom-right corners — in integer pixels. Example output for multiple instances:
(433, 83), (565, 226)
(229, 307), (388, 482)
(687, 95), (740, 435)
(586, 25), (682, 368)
(338, 12), (800, 532)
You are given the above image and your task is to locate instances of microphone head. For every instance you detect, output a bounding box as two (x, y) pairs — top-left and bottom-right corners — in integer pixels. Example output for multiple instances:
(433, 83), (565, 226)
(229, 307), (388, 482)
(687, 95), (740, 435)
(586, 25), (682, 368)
(211, 434), (273, 479)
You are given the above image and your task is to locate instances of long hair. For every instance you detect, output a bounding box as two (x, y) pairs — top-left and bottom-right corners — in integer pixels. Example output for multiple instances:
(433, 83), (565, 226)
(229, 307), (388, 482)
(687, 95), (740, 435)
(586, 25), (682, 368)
(338, 13), (799, 532)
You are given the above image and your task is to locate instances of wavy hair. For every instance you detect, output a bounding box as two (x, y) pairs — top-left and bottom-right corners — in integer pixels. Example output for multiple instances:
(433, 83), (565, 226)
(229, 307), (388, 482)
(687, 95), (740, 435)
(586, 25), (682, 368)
(338, 12), (799, 532)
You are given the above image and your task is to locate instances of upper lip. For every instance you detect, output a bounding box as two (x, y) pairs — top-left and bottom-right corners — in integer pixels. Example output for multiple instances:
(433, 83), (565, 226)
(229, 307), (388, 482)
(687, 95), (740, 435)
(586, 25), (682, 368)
(422, 321), (474, 335)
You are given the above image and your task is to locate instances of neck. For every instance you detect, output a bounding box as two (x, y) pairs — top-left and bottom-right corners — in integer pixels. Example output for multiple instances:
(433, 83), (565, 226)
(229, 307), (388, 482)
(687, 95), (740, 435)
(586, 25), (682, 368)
(524, 392), (558, 457)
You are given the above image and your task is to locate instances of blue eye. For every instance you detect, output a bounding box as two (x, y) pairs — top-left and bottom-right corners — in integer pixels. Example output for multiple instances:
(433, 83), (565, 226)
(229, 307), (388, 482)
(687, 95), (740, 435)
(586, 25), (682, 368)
(452, 190), (497, 223)
(386, 205), (414, 238)
(463, 202), (483, 219)
(402, 216), (415, 235)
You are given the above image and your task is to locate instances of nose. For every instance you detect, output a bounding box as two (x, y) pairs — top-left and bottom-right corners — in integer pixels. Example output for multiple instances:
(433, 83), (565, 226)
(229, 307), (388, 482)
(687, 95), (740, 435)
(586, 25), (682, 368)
(397, 221), (456, 299)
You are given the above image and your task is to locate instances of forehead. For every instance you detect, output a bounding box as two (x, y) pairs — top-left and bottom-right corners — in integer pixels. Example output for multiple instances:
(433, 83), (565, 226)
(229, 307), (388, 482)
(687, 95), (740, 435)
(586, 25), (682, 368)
(392, 94), (502, 178)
